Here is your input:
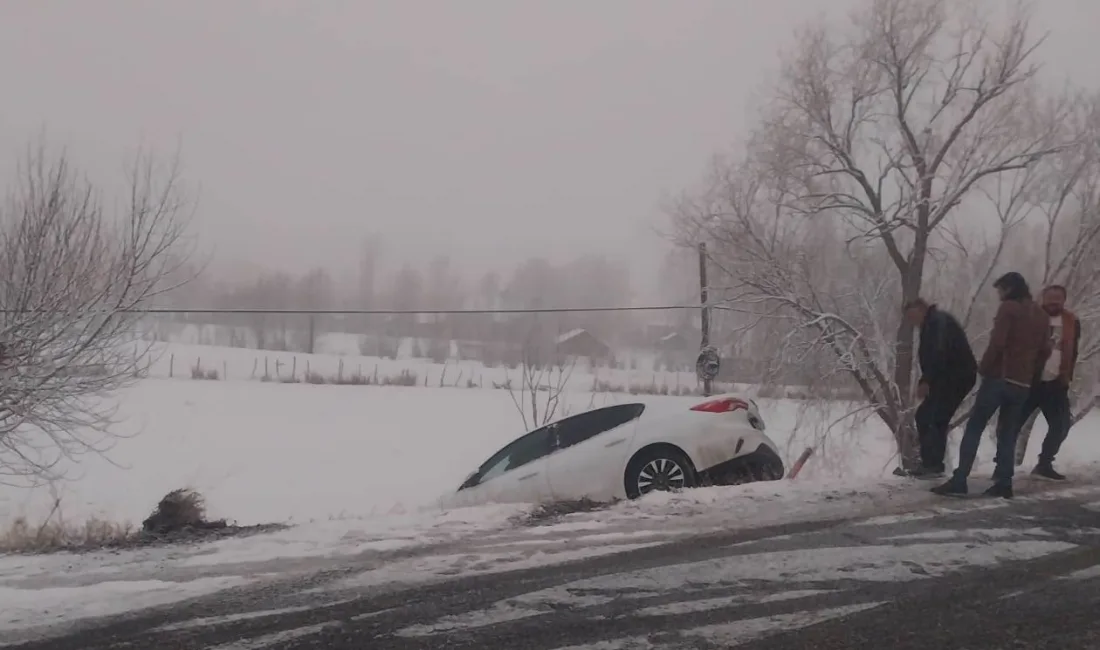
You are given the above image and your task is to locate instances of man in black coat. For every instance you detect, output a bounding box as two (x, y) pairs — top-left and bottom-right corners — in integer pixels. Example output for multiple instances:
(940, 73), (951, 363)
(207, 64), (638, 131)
(903, 298), (978, 479)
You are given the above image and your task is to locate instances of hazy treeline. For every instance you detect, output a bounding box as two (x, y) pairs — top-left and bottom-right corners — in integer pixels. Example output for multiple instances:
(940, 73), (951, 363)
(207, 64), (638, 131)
(152, 243), (713, 365)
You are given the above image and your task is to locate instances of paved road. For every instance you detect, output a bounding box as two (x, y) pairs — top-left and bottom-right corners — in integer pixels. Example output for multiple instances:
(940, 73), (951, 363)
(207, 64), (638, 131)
(11, 482), (1100, 649)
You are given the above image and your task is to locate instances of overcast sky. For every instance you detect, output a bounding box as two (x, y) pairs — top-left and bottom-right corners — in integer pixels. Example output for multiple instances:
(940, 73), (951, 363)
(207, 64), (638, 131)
(1, 0), (1096, 291)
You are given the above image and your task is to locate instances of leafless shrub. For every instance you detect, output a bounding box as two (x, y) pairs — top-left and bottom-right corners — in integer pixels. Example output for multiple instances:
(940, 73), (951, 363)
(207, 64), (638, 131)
(506, 343), (576, 430)
(0, 484), (133, 552)
(142, 488), (224, 534)
(1, 513), (134, 553)
(0, 144), (195, 485)
(190, 360), (219, 380)
(328, 371), (369, 385)
(382, 368), (418, 386)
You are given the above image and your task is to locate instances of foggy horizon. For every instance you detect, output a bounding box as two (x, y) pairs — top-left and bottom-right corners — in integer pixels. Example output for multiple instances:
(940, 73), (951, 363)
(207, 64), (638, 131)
(2, 0), (1098, 302)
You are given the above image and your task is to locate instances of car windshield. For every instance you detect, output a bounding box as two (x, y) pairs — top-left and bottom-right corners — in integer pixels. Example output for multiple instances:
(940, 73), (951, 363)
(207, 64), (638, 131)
(478, 455), (512, 483)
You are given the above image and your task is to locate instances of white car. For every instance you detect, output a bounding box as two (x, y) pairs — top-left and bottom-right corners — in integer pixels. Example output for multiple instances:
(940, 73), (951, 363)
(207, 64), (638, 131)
(441, 394), (785, 508)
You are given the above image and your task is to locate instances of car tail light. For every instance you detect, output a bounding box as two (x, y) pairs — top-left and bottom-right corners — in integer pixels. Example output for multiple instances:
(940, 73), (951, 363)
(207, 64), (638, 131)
(690, 397), (748, 413)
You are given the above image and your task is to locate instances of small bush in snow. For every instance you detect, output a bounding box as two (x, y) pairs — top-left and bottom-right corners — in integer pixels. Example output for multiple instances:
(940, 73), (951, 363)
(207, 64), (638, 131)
(142, 488), (225, 535)
(382, 369), (417, 386)
(332, 371), (368, 385)
(190, 364), (219, 380)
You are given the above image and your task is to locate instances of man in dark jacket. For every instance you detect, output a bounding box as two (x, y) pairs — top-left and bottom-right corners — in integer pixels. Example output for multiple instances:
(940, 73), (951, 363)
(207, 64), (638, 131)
(1013, 284), (1082, 480)
(902, 298), (977, 479)
(933, 272), (1051, 499)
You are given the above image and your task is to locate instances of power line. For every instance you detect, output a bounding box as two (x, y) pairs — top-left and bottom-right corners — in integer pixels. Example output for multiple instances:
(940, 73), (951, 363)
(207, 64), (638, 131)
(120, 305), (705, 315)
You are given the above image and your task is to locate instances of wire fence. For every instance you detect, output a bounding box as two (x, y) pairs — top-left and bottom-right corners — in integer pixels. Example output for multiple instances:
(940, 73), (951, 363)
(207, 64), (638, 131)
(119, 304), (724, 396)
(139, 305), (706, 358)
(129, 303), (837, 396)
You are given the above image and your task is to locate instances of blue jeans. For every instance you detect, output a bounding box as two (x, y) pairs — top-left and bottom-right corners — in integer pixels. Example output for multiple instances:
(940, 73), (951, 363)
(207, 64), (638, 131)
(954, 377), (1029, 483)
(1023, 380), (1073, 465)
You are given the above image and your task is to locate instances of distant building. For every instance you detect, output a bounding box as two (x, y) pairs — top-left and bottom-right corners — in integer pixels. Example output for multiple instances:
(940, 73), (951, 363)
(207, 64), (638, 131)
(653, 330), (694, 372)
(555, 328), (611, 361)
(654, 331), (692, 352)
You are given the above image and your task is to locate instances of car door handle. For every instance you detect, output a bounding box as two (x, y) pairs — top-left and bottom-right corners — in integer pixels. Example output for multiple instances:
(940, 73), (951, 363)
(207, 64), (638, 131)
(604, 438), (626, 448)
(518, 472), (538, 481)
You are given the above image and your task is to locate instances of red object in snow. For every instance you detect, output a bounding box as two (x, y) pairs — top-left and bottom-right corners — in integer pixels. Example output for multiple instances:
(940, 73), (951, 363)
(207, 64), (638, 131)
(787, 447), (815, 479)
(690, 397), (749, 413)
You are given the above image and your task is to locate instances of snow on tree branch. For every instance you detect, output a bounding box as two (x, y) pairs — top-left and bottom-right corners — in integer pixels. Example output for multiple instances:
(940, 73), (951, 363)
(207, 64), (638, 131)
(0, 144), (195, 486)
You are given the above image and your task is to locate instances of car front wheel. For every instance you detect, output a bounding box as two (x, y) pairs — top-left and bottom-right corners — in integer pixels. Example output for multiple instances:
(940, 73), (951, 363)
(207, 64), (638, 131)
(625, 447), (697, 499)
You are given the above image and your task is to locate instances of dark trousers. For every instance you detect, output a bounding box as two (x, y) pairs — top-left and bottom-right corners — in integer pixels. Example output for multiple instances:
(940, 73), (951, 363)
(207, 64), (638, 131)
(1019, 380), (1072, 465)
(915, 376), (975, 472)
(955, 377), (1029, 483)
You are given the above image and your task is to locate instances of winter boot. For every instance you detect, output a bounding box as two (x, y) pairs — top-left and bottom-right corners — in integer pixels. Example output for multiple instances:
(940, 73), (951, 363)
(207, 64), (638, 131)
(931, 477), (968, 497)
(1032, 463), (1066, 481)
(910, 466), (946, 480)
(983, 482), (1014, 499)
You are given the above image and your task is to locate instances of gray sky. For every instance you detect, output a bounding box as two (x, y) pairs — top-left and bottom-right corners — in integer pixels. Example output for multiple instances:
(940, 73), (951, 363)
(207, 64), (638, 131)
(1, 0), (1096, 293)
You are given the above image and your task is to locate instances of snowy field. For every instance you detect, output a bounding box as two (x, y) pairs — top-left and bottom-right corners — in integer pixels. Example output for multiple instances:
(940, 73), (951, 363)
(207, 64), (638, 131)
(0, 343), (906, 527)
(2, 341), (1100, 636)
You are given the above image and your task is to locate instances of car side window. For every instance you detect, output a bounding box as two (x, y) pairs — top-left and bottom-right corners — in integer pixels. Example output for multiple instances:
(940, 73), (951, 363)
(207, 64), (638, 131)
(474, 427), (553, 486)
(555, 403), (646, 451)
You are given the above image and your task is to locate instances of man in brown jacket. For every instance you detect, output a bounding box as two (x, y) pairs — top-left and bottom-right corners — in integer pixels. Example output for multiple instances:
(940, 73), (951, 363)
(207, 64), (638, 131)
(933, 272), (1051, 499)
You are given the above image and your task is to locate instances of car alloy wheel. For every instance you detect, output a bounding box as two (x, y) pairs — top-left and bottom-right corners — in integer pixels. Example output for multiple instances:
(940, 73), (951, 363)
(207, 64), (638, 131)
(637, 457), (687, 494)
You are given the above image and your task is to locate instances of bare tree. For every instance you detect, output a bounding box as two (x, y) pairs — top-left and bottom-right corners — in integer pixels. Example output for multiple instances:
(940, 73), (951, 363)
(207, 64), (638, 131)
(505, 338), (576, 431)
(295, 267), (335, 353)
(235, 272), (295, 350)
(675, 0), (1074, 469)
(1005, 92), (1100, 458)
(0, 145), (194, 485)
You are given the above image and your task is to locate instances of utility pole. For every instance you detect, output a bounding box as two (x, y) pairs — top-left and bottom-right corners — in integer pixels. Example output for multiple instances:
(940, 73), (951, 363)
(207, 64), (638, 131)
(698, 241), (712, 397)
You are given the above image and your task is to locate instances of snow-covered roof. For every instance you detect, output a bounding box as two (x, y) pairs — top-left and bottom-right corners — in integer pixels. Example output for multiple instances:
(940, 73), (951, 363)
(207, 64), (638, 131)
(555, 328), (587, 344)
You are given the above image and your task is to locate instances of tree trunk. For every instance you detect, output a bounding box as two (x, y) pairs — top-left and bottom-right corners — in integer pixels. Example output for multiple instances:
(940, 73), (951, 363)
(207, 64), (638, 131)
(892, 268), (924, 470)
(892, 318), (920, 470)
(892, 231), (928, 471)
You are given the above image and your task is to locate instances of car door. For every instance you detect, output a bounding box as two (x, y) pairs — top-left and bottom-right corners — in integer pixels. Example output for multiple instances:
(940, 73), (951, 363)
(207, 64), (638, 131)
(547, 403), (646, 501)
(458, 426), (555, 505)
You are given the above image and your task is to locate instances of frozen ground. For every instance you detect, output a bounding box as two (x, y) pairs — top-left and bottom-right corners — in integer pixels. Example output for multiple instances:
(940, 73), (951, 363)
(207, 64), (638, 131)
(9, 481), (1100, 648)
(1, 343), (1099, 635)
(0, 358), (903, 526)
